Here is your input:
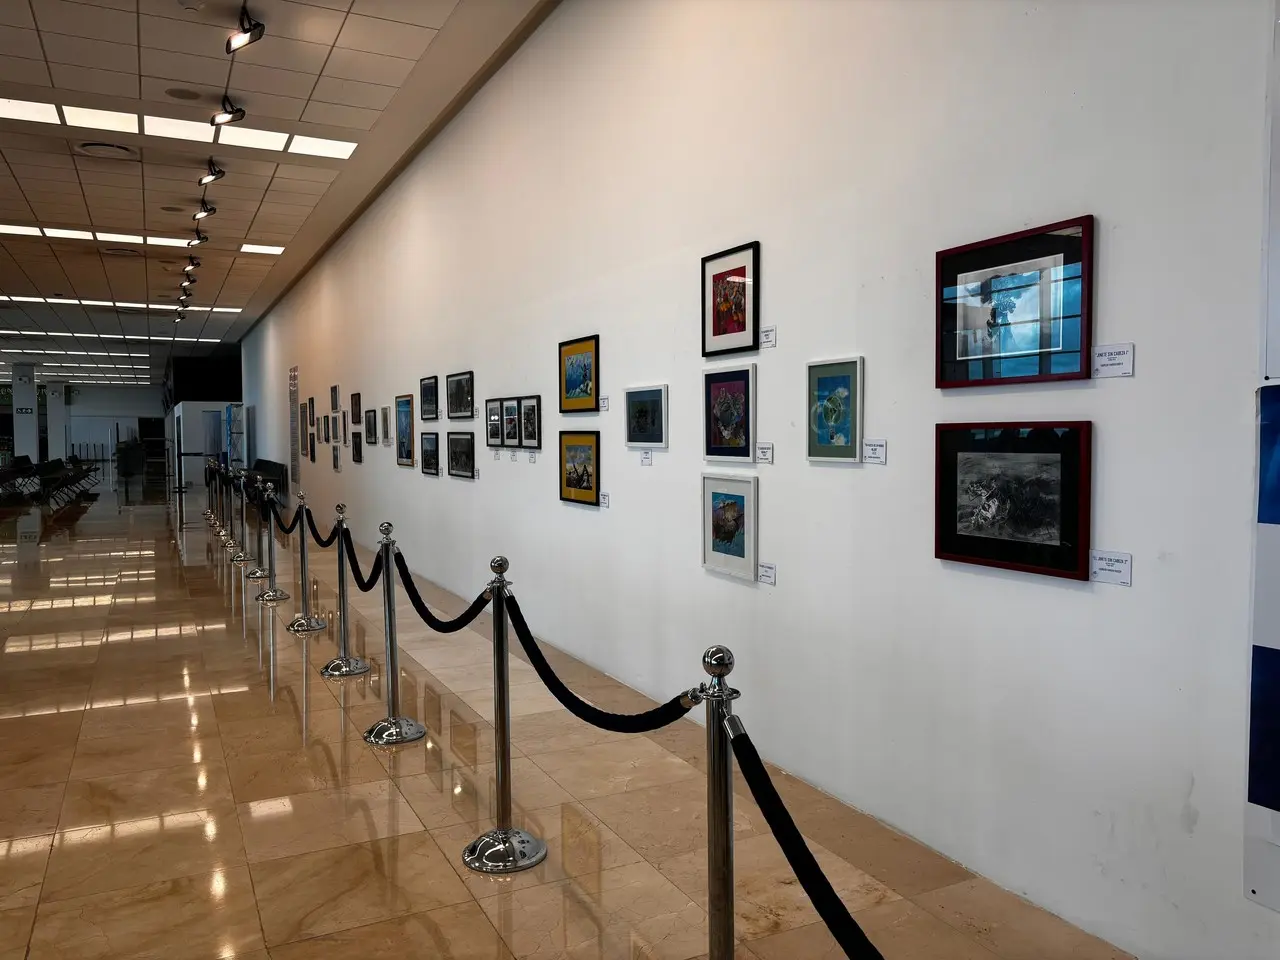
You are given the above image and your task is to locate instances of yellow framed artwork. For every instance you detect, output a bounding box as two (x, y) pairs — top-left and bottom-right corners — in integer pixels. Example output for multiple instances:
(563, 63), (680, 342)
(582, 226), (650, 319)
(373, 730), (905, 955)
(559, 430), (600, 506)
(558, 334), (599, 412)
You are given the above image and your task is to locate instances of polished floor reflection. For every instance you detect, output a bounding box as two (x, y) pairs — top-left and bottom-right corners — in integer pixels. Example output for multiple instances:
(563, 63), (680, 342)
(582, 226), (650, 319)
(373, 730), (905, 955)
(0, 491), (1133, 960)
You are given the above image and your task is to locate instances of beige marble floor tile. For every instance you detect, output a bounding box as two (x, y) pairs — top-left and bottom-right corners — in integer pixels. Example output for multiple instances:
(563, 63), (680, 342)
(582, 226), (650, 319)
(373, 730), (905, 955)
(428, 658), (538, 693)
(511, 709), (633, 756)
(584, 778), (767, 863)
(225, 737), (390, 802)
(401, 636), (494, 669)
(657, 833), (899, 940)
(914, 878), (1135, 960)
(251, 830), (470, 945)
(0, 835), (52, 909)
(217, 707), (365, 760)
(459, 682), (566, 724)
(267, 901), (513, 960)
(69, 730), (223, 780)
(398, 758), (573, 829)
(209, 677), (336, 723)
(530, 738), (701, 801)
(42, 803), (246, 903)
(0, 743), (75, 791)
(433, 801), (644, 898)
(0, 685), (88, 721)
(0, 711), (84, 749)
(0, 782), (64, 840)
(27, 864), (264, 960)
(237, 779), (424, 862)
(480, 861), (707, 960)
(77, 697), (219, 740)
(0, 906), (34, 955)
(59, 762), (234, 830)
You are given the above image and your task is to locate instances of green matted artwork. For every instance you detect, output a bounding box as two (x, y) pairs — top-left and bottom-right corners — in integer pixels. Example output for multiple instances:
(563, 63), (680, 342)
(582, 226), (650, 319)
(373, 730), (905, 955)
(806, 357), (864, 462)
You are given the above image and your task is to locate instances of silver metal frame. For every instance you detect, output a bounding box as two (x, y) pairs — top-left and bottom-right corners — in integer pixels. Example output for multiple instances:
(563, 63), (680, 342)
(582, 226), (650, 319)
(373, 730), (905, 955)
(286, 491), (327, 634)
(322, 504), (371, 678)
(363, 523), (426, 745)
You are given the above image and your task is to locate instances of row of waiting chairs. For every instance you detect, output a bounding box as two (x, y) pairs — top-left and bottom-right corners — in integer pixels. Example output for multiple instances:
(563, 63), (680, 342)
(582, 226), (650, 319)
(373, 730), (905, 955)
(0, 455), (100, 508)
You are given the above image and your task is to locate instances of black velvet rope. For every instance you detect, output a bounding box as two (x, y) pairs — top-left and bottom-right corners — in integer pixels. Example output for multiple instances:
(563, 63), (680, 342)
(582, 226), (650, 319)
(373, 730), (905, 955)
(392, 551), (490, 633)
(505, 594), (694, 734)
(341, 528), (383, 592)
(730, 729), (884, 959)
(305, 508), (340, 548)
(270, 501), (302, 535)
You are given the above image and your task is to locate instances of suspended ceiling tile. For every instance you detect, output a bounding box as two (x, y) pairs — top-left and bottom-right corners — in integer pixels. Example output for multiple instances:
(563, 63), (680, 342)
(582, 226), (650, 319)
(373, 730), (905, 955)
(289, 0), (352, 12)
(138, 14), (228, 58)
(0, 26), (41, 59)
(272, 163), (337, 182)
(262, 190), (319, 207)
(12, 165), (82, 182)
(299, 101), (380, 130)
(49, 63), (141, 98)
(0, 133), (70, 154)
(352, 0), (457, 29)
(231, 34), (330, 74)
(268, 177), (327, 196)
(0, 56), (51, 85)
(336, 14), (435, 60)
(5, 149), (74, 169)
(230, 61), (319, 100)
(32, 0), (138, 44)
(309, 75), (397, 110)
(321, 46), (415, 86)
(71, 0), (137, 13)
(78, 171), (144, 189)
(140, 47), (230, 88)
(42, 33), (138, 73)
(247, 0), (347, 46)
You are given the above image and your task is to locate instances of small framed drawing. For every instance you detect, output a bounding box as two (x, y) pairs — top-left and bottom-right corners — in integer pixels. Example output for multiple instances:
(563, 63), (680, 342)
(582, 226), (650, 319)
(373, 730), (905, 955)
(559, 335), (599, 412)
(342, 410), (349, 447)
(702, 240), (760, 358)
(395, 394), (414, 466)
(485, 399), (502, 447)
(421, 432), (439, 476)
(518, 395), (541, 449)
(380, 406), (391, 446)
(559, 430), (600, 506)
(447, 371), (475, 419)
(364, 409), (377, 445)
(502, 398), (520, 447)
(704, 364), (756, 462)
(308, 432), (315, 462)
(352, 432), (363, 464)
(936, 215), (1094, 389)
(322, 415), (330, 444)
(702, 473), (758, 580)
(935, 421), (1092, 580)
(806, 358), (864, 462)
(447, 432), (475, 479)
(351, 392), (361, 420)
(308, 398), (315, 428)
(421, 376), (439, 421)
(625, 384), (667, 448)
(332, 444), (340, 472)
(330, 385), (339, 412)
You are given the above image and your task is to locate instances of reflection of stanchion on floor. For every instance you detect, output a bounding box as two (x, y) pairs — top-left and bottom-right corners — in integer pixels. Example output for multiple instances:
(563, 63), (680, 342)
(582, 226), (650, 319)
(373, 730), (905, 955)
(287, 492), (327, 634)
(322, 504), (370, 678)
(363, 523), (426, 745)
(463, 557), (548, 874)
(701, 645), (739, 960)
(256, 483), (291, 606)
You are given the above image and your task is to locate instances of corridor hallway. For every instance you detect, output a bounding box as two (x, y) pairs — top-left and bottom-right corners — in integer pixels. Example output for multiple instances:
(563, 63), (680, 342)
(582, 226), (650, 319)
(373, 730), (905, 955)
(0, 492), (1131, 960)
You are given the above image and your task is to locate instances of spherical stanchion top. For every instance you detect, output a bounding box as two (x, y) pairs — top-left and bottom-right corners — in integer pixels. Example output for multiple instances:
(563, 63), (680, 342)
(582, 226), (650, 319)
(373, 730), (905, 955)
(379, 521), (393, 538)
(335, 503), (346, 516)
(702, 645), (735, 678)
(264, 482), (275, 496)
(297, 489), (307, 503)
(490, 556), (509, 576)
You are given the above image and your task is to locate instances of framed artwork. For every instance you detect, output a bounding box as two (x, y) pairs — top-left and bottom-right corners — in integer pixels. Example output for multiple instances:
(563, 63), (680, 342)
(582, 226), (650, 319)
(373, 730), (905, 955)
(447, 371), (475, 419)
(380, 406), (391, 446)
(935, 421), (1092, 580)
(559, 335), (599, 413)
(330, 385), (339, 412)
(625, 384), (668, 448)
(702, 240), (760, 357)
(447, 432), (475, 479)
(937, 215), (1094, 389)
(702, 473), (758, 579)
(342, 410), (349, 447)
(332, 444), (340, 472)
(421, 376), (439, 421)
(308, 398), (315, 428)
(704, 364), (756, 462)
(308, 432), (315, 462)
(518, 395), (541, 449)
(322, 415), (330, 444)
(485, 399), (502, 447)
(351, 392), (361, 420)
(395, 394), (414, 466)
(364, 408), (377, 445)
(421, 432), (439, 476)
(559, 430), (600, 506)
(502, 398), (520, 447)
(352, 431), (363, 464)
(806, 358), (864, 462)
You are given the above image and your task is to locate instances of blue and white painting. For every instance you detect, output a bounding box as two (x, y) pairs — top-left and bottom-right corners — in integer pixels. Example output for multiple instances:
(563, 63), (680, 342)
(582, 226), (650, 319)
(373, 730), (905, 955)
(710, 492), (746, 558)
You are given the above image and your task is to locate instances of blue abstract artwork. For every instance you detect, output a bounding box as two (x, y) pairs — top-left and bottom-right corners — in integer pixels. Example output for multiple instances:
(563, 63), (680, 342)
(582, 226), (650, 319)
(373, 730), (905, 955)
(1261, 385), (1280, 524)
(710, 492), (746, 557)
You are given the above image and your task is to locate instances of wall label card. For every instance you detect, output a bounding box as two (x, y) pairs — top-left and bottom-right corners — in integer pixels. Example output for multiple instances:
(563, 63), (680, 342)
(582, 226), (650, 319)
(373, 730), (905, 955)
(493, 450), (500, 460)
(473, 468), (479, 479)
(862, 439), (887, 464)
(757, 562), (776, 585)
(600, 492), (610, 508)
(641, 449), (653, 466)
(528, 451), (536, 464)
(510, 450), (517, 461)
(755, 441), (774, 464)
(1092, 342), (1134, 378)
(600, 396), (610, 411)
(761, 326), (777, 349)
(1090, 550), (1132, 586)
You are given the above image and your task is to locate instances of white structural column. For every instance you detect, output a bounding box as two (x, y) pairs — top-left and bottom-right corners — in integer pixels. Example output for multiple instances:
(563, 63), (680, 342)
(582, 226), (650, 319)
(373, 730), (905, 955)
(45, 382), (67, 460)
(11, 364), (37, 462)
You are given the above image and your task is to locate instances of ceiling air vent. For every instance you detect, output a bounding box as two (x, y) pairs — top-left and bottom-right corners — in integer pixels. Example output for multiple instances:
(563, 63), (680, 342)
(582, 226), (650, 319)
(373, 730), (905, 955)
(101, 247), (143, 258)
(74, 142), (139, 161)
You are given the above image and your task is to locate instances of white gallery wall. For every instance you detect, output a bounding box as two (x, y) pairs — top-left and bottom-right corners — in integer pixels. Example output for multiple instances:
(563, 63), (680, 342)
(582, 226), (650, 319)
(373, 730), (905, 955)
(241, 1), (1278, 955)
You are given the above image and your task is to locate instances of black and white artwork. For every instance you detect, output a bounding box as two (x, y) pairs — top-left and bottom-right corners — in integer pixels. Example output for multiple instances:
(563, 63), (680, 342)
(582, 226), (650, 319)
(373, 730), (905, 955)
(447, 432), (475, 479)
(447, 371), (475, 419)
(956, 452), (1061, 545)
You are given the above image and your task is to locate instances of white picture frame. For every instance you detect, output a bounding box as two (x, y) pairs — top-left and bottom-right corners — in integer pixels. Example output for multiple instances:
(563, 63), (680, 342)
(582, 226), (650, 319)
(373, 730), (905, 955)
(702, 472), (758, 580)
(624, 384), (669, 449)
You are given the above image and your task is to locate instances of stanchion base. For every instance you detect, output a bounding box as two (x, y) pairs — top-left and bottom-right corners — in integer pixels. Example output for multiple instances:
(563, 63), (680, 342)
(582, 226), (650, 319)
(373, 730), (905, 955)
(223, 539), (239, 551)
(461, 829), (548, 874)
(287, 614), (327, 635)
(256, 588), (290, 605)
(245, 567), (269, 582)
(322, 656), (371, 678)
(363, 716), (426, 746)
(230, 552), (252, 566)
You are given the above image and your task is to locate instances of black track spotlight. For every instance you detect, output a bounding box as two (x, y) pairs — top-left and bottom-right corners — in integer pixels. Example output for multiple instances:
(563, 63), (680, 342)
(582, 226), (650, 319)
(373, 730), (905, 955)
(226, 5), (265, 55)
(183, 256), (201, 273)
(211, 95), (245, 127)
(188, 230), (208, 248)
(198, 159), (224, 187)
(193, 199), (216, 221)
(180, 275), (196, 288)
(175, 310), (186, 323)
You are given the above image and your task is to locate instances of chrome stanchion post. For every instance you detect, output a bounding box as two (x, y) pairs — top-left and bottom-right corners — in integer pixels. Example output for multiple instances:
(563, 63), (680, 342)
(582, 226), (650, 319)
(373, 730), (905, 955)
(202, 458), (213, 520)
(363, 523), (425, 745)
(230, 471), (252, 565)
(322, 504), (370, 678)
(702, 645), (739, 960)
(287, 491), (326, 634)
(256, 483), (290, 605)
(223, 469), (242, 552)
(462, 557), (547, 874)
(246, 477), (269, 584)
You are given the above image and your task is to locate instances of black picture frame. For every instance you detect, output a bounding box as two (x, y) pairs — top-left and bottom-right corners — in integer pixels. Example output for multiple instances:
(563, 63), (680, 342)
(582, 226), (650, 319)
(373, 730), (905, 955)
(447, 431), (475, 479)
(364, 409), (377, 445)
(702, 240), (760, 358)
(352, 431), (363, 463)
(558, 335), (600, 413)
(307, 398), (315, 428)
(559, 430), (601, 506)
(485, 398), (502, 448)
(322, 415), (330, 444)
(330, 384), (339, 412)
(420, 376), (439, 421)
(332, 443), (340, 472)
(935, 421), (1092, 580)
(447, 371), (475, 419)
(518, 395), (541, 449)
(421, 432), (439, 476)
(351, 392), (361, 420)
(308, 432), (315, 462)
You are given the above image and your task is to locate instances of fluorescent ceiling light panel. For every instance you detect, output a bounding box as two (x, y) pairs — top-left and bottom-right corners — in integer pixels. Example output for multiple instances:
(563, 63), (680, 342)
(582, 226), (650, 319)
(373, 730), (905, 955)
(45, 298), (80, 305)
(114, 302), (147, 309)
(0, 225), (42, 236)
(61, 106), (137, 134)
(80, 301), (113, 307)
(143, 116), (215, 142)
(217, 125), (288, 151)
(146, 304), (180, 311)
(9, 296), (44, 302)
(198, 338), (219, 343)
(0, 98), (60, 124)
(96, 233), (143, 243)
(146, 237), (189, 247)
(287, 135), (357, 159)
(211, 307), (242, 313)
(239, 243), (284, 255)
(43, 228), (94, 240)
